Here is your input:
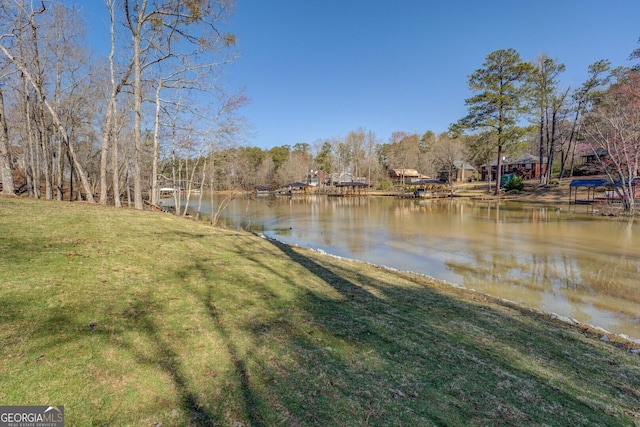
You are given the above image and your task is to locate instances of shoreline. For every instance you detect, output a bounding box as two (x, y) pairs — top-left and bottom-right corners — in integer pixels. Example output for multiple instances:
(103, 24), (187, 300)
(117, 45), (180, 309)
(5, 193), (638, 342)
(260, 232), (640, 349)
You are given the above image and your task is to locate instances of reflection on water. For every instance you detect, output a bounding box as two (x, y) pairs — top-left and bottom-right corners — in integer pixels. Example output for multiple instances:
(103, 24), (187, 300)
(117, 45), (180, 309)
(166, 194), (640, 340)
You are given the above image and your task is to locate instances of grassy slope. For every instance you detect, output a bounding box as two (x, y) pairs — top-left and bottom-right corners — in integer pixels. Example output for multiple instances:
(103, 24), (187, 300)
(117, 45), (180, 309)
(1, 197), (639, 426)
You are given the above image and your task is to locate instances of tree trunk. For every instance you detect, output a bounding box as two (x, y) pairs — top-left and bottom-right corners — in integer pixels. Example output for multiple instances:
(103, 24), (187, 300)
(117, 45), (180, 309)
(0, 88), (15, 195)
(546, 110), (558, 184)
(99, 102), (112, 204)
(112, 121), (122, 208)
(132, 6), (144, 210)
(24, 89), (40, 198)
(538, 114), (545, 184)
(68, 150), (74, 201)
(126, 169), (132, 207)
(494, 145), (503, 196)
(102, 0), (129, 207)
(195, 159), (207, 219)
(106, 0), (124, 207)
(29, 13), (53, 199)
(55, 136), (64, 200)
(37, 108), (53, 199)
(151, 83), (162, 206)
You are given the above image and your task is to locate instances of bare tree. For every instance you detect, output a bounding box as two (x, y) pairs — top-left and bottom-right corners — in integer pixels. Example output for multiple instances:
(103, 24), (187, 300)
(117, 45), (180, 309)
(529, 54), (567, 184)
(148, 57), (238, 205)
(0, 2), (95, 202)
(345, 129), (365, 180)
(97, 0), (134, 206)
(0, 1), (102, 202)
(333, 138), (353, 182)
(458, 130), (497, 192)
(431, 133), (469, 194)
(122, 0), (236, 209)
(582, 69), (640, 213)
(255, 153), (275, 186)
(362, 130), (383, 185)
(559, 60), (611, 180)
(27, 4), (53, 199)
(384, 132), (420, 185)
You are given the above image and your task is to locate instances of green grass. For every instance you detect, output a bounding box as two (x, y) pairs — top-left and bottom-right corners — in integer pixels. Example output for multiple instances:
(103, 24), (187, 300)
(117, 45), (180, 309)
(1, 197), (640, 426)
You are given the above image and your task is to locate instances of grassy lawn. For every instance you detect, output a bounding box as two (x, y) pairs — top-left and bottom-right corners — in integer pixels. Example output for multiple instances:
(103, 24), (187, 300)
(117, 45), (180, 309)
(1, 197), (640, 426)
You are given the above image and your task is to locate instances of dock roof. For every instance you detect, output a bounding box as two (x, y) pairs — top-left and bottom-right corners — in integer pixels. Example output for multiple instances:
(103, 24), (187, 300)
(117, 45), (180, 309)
(335, 181), (368, 187)
(283, 182), (310, 188)
(569, 179), (610, 188)
(569, 178), (640, 188)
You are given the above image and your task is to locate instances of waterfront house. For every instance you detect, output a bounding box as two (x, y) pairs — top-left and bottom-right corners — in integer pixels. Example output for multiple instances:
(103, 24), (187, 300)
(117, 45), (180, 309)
(438, 161), (476, 183)
(388, 168), (427, 185)
(480, 153), (547, 181)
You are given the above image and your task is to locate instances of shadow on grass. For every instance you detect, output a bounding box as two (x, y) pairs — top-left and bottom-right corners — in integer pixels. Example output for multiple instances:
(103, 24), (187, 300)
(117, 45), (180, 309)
(200, 284), (265, 427)
(118, 296), (220, 426)
(171, 257), (267, 427)
(256, 237), (640, 425)
(0, 299), (221, 425)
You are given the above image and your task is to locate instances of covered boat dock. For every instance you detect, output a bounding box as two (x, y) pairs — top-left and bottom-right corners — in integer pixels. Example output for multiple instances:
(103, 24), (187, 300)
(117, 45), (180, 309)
(276, 182), (311, 195)
(330, 181), (369, 196)
(568, 178), (640, 205)
(568, 179), (610, 205)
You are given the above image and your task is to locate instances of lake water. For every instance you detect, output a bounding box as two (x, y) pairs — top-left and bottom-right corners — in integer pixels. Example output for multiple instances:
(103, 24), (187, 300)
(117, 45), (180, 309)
(166, 194), (640, 341)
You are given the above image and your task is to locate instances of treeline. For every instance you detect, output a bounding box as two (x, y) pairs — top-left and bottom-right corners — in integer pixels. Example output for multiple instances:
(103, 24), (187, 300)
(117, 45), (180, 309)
(179, 130), (469, 192)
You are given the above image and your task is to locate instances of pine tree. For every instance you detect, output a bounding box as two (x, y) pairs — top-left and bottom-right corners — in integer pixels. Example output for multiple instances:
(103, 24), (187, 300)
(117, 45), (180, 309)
(453, 49), (533, 195)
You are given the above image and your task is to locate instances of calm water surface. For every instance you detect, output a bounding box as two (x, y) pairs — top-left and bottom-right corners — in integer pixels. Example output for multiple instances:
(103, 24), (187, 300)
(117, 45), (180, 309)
(168, 194), (640, 341)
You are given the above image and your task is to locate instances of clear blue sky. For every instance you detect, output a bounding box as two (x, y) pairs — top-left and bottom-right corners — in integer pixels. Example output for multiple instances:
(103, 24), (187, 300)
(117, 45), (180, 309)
(78, 0), (640, 149)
